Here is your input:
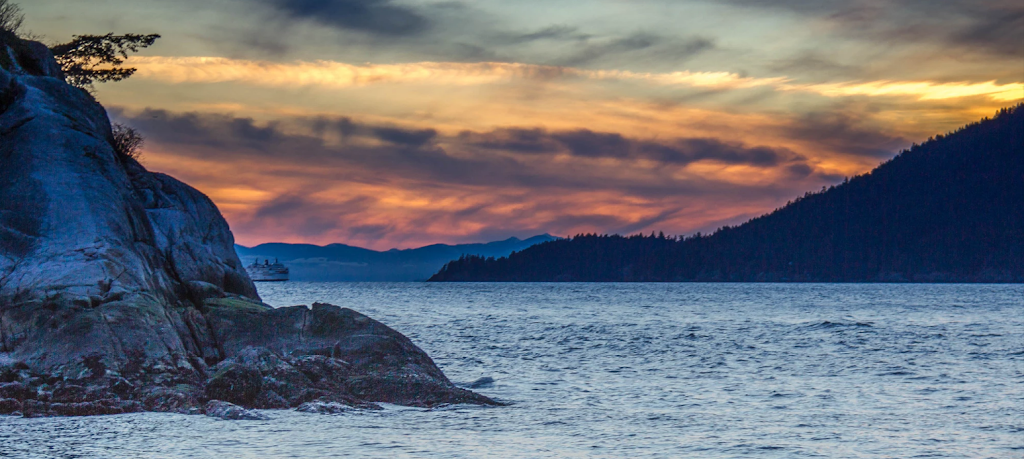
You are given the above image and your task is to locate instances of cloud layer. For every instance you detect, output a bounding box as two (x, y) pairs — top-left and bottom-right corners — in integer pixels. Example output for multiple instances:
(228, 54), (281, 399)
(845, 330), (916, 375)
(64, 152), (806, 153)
(126, 56), (1023, 102)
(22, 0), (1022, 248)
(113, 108), (831, 248)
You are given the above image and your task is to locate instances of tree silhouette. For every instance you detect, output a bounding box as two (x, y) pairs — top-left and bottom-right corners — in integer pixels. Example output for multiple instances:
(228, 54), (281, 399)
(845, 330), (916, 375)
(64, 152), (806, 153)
(111, 123), (144, 162)
(0, 0), (23, 35)
(49, 33), (160, 89)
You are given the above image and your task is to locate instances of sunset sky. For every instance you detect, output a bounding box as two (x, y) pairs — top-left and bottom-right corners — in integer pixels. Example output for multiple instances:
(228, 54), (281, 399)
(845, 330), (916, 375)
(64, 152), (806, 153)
(25, 0), (1023, 249)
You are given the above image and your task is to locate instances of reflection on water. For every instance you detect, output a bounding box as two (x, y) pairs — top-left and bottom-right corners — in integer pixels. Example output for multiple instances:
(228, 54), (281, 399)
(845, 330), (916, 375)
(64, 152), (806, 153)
(2, 283), (1022, 458)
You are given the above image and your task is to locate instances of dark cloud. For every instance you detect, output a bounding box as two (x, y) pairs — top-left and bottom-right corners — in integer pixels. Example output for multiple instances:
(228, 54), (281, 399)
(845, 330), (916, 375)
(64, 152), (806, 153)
(641, 139), (786, 167)
(507, 25), (591, 44)
(464, 127), (797, 167)
(206, 27), (293, 58)
(555, 33), (714, 68)
(228, 118), (280, 144)
(252, 195), (374, 237)
(309, 116), (358, 138)
(113, 109), (287, 151)
(783, 111), (910, 158)
(611, 208), (686, 235)
(441, 43), (509, 62)
(372, 127), (437, 146)
(552, 130), (631, 159)
(265, 0), (429, 36)
(952, 7), (1024, 57)
(346, 223), (396, 239)
(114, 108), (820, 202)
(514, 213), (634, 235)
(110, 108), (846, 247)
(767, 52), (864, 81)
(786, 163), (813, 178)
(719, 0), (1024, 58)
(236, 1), (717, 69)
(116, 109), (543, 190)
(457, 129), (558, 153)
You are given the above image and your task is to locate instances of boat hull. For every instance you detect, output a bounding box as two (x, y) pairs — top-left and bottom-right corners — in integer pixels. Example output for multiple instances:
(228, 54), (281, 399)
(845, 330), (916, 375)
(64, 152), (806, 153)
(246, 262), (290, 282)
(250, 276), (289, 282)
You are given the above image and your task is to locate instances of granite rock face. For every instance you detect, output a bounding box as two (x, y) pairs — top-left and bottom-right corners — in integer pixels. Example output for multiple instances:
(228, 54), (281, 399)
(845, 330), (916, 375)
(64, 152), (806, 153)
(0, 35), (496, 416)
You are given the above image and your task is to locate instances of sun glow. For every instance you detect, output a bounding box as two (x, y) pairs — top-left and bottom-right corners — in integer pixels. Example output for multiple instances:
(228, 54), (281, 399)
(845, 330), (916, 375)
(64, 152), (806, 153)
(127, 56), (1023, 104)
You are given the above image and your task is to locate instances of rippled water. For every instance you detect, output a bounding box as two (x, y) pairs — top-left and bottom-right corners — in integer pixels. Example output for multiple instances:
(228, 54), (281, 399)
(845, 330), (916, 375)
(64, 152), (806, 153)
(2, 283), (1022, 458)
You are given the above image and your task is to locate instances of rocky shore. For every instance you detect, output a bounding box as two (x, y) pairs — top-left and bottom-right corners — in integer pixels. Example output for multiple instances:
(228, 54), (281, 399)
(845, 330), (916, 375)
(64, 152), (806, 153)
(0, 33), (496, 417)
(0, 300), (496, 418)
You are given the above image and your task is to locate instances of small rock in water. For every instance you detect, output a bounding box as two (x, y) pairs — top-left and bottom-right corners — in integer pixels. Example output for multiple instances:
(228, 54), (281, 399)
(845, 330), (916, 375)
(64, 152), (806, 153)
(468, 377), (495, 388)
(204, 400), (267, 420)
(296, 397), (383, 414)
(296, 401), (355, 414)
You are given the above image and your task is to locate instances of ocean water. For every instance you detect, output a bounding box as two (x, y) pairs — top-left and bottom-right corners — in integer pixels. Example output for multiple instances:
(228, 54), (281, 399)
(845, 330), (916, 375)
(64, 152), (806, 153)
(1, 283), (1022, 458)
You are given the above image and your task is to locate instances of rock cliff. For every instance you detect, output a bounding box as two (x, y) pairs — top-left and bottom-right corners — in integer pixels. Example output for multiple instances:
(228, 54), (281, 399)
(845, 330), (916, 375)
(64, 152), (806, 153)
(0, 34), (495, 416)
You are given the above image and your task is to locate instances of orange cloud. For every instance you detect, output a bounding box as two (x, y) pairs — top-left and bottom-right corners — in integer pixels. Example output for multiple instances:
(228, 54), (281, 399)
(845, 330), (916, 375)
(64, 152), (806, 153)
(787, 79), (1024, 102)
(107, 56), (1020, 249)
(127, 56), (787, 91)
(124, 108), (829, 250)
(127, 56), (1023, 103)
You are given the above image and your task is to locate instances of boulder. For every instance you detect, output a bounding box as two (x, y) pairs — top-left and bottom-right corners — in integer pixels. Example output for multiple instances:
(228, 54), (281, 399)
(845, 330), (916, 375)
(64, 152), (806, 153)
(468, 377), (495, 388)
(295, 399), (383, 414)
(205, 303), (446, 382)
(0, 34), (498, 416)
(253, 389), (290, 409)
(204, 400), (267, 420)
(205, 361), (263, 406)
(142, 385), (203, 413)
(204, 304), (498, 406)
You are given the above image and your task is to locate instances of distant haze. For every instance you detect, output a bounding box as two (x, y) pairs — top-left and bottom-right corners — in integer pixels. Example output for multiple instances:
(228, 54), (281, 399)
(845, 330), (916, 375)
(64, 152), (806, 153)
(236, 234), (558, 281)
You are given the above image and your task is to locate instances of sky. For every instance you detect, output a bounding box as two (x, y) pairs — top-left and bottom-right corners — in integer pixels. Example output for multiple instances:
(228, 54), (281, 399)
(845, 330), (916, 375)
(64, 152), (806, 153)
(23, 0), (1024, 250)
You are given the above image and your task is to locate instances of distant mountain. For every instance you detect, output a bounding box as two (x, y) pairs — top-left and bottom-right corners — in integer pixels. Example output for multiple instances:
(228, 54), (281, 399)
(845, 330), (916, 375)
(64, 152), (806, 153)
(236, 235), (559, 281)
(430, 105), (1024, 282)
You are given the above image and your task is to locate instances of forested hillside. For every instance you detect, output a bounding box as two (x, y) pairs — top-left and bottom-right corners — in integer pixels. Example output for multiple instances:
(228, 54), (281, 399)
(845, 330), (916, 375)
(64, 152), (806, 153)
(430, 105), (1024, 282)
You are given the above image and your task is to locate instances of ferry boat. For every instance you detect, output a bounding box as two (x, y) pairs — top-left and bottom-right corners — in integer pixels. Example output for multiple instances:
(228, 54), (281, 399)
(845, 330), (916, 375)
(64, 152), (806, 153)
(246, 258), (289, 282)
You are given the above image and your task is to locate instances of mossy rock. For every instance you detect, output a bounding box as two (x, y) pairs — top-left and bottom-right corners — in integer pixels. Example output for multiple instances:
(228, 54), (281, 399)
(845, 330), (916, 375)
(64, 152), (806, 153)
(203, 296), (272, 313)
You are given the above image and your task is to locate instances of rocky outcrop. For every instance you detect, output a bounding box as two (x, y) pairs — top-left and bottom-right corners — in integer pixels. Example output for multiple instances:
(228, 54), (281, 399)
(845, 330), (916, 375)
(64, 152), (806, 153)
(0, 34), (497, 417)
(204, 400), (267, 420)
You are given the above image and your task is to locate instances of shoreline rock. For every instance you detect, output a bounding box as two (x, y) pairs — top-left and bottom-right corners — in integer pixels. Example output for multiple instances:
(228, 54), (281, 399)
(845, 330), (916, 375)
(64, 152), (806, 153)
(205, 400), (266, 420)
(0, 34), (498, 417)
(0, 314), (502, 418)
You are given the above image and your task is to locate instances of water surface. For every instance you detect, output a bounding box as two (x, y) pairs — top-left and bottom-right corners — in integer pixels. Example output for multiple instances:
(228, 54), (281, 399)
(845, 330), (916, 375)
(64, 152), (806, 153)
(2, 283), (1021, 458)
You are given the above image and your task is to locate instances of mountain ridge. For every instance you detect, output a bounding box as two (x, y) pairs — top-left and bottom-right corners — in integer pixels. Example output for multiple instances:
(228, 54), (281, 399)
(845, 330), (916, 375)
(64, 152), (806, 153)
(236, 234), (559, 281)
